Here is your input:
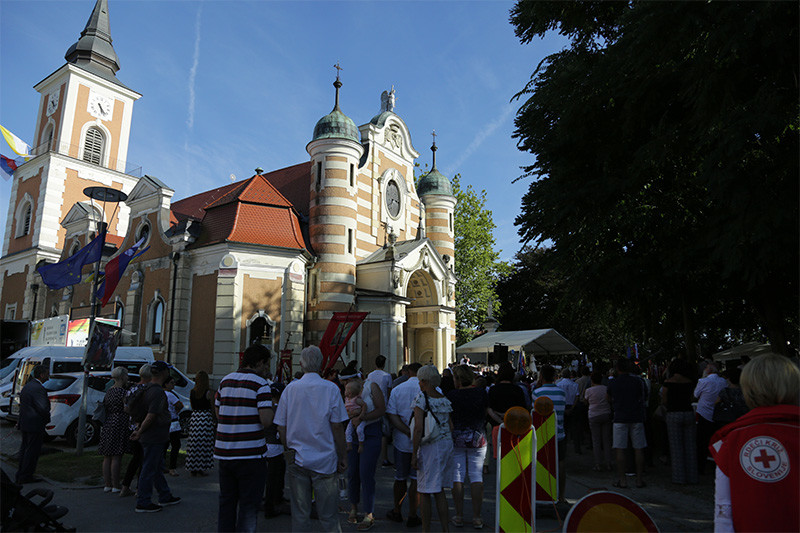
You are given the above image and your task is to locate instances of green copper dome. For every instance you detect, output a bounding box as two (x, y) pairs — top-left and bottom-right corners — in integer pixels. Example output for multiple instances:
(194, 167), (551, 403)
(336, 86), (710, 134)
(417, 167), (453, 196)
(312, 77), (359, 143)
(312, 108), (359, 142)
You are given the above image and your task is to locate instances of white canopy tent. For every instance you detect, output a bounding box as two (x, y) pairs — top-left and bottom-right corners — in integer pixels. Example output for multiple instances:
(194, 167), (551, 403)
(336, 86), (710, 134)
(456, 329), (580, 365)
(712, 342), (772, 363)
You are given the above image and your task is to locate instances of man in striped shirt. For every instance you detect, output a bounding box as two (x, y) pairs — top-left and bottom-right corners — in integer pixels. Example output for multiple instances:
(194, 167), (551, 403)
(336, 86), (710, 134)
(533, 365), (568, 504)
(214, 344), (274, 533)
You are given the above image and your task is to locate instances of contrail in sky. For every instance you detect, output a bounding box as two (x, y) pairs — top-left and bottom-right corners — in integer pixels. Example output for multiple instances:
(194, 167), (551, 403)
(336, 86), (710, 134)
(187, 4), (203, 130)
(445, 103), (516, 177)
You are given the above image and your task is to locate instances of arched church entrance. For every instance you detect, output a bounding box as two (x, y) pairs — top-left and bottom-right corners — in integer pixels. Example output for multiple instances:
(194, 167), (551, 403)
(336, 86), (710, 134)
(404, 270), (442, 366)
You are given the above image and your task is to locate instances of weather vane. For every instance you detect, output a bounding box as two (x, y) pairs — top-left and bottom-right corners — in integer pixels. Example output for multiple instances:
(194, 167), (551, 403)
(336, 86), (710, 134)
(334, 62), (343, 80)
(431, 130), (437, 146)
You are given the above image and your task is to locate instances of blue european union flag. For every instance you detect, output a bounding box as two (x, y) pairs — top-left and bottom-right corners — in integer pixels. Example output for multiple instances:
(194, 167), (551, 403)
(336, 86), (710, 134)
(38, 230), (106, 290)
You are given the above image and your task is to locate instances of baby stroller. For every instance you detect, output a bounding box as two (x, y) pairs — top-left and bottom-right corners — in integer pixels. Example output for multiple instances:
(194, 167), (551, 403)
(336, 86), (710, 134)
(0, 469), (75, 532)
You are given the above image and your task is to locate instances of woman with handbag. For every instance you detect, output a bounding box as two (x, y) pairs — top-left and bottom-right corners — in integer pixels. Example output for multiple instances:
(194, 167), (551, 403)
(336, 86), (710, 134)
(340, 363), (386, 531)
(98, 366), (130, 493)
(446, 365), (488, 529)
(411, 365), (454, 533)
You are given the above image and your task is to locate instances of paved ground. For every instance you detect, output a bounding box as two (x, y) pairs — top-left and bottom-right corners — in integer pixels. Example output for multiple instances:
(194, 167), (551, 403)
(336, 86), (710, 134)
(1, 420), (714, 532)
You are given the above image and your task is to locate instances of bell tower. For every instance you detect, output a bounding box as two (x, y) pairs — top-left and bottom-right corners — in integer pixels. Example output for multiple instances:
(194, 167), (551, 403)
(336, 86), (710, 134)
(0, 0), (141, 321)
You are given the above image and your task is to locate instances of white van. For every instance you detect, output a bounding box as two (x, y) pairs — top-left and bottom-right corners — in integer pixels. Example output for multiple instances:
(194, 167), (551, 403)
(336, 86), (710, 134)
(7, 346), (154, 421)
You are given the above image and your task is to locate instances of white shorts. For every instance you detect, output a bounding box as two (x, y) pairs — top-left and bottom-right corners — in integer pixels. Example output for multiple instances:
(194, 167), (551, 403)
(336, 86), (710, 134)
(416, 438), (454, 494)
(612, 422), (647, 449)
(452, 446), (488, 484)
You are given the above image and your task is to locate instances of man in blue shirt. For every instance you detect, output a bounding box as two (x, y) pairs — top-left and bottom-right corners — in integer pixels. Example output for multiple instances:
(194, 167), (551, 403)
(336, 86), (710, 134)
(533, 365), (567, 504)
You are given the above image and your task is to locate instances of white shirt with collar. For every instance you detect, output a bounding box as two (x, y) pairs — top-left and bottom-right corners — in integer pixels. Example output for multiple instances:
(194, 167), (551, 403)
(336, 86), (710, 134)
(694, 373), (728, 422)
(556, 377), (579, 406)
(274, 372), (348, 475)
(385, 376), (420, 453)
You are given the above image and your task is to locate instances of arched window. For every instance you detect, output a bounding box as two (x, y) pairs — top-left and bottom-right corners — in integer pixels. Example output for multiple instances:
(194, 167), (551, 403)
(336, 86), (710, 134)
(115, 302), (124, 324)
(150, 299), (164, 345)
(22, 204), (32, 236)
(14, 196), (34, 238)
(41, 124), (54, 155)
(249, 317), (273, 347)
(70, 242), (80, 257)
(82, 127), (104, 165)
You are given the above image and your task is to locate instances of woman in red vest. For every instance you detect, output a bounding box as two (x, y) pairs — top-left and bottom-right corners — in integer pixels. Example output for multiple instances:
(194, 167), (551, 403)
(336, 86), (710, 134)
(709, 353), (799, 532)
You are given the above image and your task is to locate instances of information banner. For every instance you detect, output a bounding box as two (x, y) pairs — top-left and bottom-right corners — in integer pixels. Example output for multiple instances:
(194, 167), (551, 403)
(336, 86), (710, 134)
(67, 318), (120, 347)
(29, 315), (69, 346)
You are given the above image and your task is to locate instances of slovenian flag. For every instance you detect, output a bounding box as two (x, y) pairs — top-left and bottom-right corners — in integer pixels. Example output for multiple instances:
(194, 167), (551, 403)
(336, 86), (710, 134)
(99, 236), (149, 307)
(0, 124), (31, 159)
(0, 154), (17, 181)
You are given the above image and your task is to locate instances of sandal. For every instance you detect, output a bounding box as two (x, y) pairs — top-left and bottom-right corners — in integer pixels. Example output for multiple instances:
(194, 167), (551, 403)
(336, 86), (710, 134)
(472, 517), (484, 529)
(357, 515), (375, 531)
(450, 516), (464, 527)
(612, 480), (628, 489)
(348, 510), (359, 524)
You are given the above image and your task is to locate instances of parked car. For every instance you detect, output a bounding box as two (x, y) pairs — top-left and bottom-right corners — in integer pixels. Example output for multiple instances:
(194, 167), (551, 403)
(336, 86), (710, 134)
(42, 370), (193, 446)
(42, 372), (131, 446)
(0, 381), (12, 419)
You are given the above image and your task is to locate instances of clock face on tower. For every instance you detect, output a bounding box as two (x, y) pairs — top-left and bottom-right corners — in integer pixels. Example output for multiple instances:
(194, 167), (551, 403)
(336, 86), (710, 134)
(386, 180), (401, 218)
(87, 92), (113, 120)
(46, 92), (59, 116)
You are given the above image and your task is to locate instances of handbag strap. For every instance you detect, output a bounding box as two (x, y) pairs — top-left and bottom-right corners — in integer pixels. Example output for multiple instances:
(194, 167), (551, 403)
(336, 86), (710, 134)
(423, 392), (441, 425)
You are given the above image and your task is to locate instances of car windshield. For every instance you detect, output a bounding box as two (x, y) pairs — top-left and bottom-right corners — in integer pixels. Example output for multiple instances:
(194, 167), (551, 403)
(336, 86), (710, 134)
(88, 375), (114, 392)
(0, 359), (19, 380)
(53, 361), (83, 374)
(43, 376), (77, 392)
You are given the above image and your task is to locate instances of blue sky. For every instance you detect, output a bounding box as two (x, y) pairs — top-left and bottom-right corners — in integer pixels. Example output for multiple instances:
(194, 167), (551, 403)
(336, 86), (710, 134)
(0, 0), (566, 261)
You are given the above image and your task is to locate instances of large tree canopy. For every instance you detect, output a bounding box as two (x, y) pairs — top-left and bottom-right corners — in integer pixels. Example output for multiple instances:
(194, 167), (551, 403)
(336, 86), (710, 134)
(509, 1), (798, 355)
(452, 175), (507, 346)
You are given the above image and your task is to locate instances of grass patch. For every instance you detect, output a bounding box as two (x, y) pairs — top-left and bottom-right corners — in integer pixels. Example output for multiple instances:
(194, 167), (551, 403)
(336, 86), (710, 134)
(4, 446), (187, 486)
(36, 450), (113, 485)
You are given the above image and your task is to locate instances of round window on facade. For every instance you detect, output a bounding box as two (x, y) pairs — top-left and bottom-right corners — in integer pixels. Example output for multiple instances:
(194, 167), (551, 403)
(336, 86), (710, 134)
(136, 222), (150, 244)
(385, 180), (401, 218)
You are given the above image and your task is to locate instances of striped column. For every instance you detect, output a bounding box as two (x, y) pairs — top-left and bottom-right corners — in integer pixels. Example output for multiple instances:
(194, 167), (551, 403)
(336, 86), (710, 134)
(306, 138), (363, 345)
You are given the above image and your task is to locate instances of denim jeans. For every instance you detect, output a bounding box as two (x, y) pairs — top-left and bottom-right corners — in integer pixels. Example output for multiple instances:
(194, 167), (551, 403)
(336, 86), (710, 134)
(347, 420), (382, 514)
(218, 457), (267, 533)
(287, 462), (340, 533)
(137, 442), (173, 507)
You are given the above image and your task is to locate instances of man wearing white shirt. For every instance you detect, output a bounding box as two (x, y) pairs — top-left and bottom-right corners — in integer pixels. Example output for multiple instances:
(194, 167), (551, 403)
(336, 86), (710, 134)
(275, 346), (348, 532)
(384, 362), (422, 527)
(694, 364), (727, 474)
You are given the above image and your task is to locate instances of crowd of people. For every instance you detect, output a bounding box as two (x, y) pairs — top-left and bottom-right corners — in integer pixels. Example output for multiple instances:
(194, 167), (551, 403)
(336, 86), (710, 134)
(12, 346), (799, 533)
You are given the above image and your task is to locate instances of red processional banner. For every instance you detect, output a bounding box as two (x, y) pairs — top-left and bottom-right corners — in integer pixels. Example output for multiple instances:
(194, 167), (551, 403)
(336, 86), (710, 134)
(275, 349), (293, 383)
(320, 312), (368, 371)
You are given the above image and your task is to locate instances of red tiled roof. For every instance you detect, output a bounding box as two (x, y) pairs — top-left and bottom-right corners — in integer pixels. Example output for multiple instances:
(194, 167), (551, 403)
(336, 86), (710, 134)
(205, 174), (293, 210)
(229, 203), (307, 249)
(106, 234), (124, 247)
(196, 202), (307, 251)
(171, 180), (243, 222)
(262, 162), (311, 217)
(170, 163), (312, 252)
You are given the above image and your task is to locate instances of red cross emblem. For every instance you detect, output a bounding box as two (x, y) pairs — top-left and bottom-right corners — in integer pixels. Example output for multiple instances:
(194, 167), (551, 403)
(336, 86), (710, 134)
(754, 449), (776, 469)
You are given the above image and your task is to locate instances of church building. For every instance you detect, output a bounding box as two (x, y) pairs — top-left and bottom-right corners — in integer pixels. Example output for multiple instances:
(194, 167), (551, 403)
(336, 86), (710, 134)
(0, 0), (457, 379)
